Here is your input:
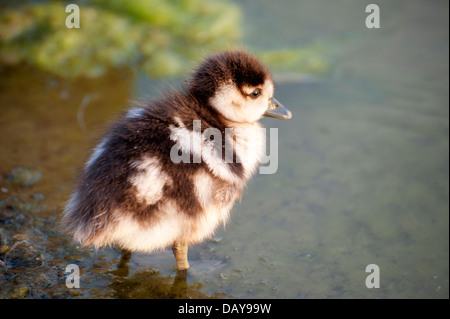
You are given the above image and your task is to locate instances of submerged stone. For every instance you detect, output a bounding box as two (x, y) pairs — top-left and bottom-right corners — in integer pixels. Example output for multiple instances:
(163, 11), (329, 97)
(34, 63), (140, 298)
(30, 193), (45, 201)
(5, 239), (42, 267)
(10, 286), (30, 299)
(0, 196), (47, 214)
(4, 167), (42, 187)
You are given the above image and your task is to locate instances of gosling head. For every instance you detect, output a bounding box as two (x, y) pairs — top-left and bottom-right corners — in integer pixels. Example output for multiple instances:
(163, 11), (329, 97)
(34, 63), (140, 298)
(188, 51), (292, 124)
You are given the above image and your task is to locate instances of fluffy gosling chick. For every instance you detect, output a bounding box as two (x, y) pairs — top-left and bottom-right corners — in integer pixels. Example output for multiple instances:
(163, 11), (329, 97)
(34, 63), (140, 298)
(62, 51), (292, 270)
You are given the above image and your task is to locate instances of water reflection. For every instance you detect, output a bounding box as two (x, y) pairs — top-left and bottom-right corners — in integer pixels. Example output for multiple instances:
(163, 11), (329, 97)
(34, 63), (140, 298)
(108, 250), (227, 299)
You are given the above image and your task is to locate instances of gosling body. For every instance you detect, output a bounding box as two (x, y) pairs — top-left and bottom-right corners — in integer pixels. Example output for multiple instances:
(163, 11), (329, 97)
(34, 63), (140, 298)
(62, 51), (291, 269)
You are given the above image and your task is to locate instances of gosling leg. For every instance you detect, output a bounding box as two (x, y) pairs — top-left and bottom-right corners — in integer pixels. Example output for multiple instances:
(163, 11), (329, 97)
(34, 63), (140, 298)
(172, 241), (190, 270)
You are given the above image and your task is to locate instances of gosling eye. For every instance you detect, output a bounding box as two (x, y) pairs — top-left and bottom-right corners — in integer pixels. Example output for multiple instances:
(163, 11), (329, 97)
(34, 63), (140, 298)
(249, 88), (262, 99)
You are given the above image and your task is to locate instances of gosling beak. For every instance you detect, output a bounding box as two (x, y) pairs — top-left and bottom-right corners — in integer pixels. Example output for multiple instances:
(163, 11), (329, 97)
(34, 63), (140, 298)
(264, 98), (292, 120)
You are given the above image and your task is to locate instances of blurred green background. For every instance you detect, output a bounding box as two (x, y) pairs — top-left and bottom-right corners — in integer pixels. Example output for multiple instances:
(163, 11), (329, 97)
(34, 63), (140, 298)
(0, 0), (448, 299)
(0, 0), (329, 78)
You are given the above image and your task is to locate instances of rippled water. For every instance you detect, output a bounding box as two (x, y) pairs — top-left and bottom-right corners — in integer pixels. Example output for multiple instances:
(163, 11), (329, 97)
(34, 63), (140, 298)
(1, 0), (448, 298)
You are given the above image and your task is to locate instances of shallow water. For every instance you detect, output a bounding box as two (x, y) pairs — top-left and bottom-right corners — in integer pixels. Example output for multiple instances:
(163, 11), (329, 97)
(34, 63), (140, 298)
(1, 0), (448, 298)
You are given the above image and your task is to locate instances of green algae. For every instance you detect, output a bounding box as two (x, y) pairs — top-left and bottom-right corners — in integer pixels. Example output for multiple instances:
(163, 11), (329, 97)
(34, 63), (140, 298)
(0, 0), (330, 79)
(0, 0), (241, 78)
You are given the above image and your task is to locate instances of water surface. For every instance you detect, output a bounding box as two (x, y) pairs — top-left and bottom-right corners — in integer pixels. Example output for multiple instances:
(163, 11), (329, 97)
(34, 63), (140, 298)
(0, 0), (448, 298)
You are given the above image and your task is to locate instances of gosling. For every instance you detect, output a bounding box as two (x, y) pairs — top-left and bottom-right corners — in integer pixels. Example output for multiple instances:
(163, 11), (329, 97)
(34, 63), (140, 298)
(62, 51), (292, 270)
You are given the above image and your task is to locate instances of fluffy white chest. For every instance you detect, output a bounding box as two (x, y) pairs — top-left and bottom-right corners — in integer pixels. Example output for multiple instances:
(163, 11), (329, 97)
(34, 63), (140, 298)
(229, 123), (266, 179)
(169, 120), (266, 183)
